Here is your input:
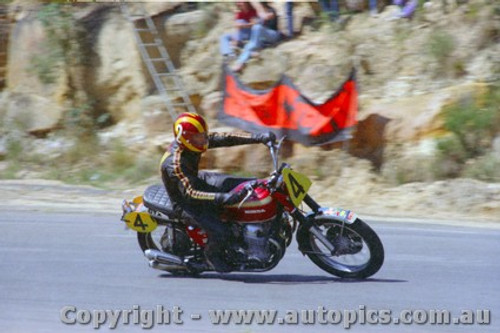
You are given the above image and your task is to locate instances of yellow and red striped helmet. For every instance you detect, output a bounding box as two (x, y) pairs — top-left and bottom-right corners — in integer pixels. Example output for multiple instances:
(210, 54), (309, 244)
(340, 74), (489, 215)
(173, 112), (209, 153)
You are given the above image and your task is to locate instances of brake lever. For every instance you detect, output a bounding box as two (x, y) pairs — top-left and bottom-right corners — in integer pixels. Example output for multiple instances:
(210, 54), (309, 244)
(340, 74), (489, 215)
(237, 182), (257, 210)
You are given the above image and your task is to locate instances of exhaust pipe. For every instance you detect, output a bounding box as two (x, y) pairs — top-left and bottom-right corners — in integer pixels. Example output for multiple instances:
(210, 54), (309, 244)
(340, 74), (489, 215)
(144, 249), (184, 265)
(148, 260), (186, 271)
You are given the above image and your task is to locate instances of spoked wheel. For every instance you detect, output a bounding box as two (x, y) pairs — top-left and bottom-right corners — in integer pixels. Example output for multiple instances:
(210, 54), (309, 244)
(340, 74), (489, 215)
(298, 217), (384, 279)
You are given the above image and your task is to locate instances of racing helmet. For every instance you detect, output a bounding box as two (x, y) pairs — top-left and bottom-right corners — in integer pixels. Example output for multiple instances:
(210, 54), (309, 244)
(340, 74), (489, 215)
(173, 112), (209, 153)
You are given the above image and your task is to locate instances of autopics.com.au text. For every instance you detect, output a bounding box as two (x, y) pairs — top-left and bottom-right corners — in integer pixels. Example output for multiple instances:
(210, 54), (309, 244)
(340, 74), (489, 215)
(60, 305), (491, 329)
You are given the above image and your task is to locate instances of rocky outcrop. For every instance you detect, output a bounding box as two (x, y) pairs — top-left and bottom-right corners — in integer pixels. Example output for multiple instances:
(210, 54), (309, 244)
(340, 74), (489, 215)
(0, 1), (498, 172)
(1, 92), (62, 137)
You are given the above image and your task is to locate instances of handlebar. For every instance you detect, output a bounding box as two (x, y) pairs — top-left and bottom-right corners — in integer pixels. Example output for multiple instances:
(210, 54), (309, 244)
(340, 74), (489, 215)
(267, 135), (286, 172)
(236, 136), (287, 209)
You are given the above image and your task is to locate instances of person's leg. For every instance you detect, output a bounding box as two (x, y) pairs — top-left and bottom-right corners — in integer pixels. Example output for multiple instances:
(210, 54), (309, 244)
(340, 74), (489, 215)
(319, 0), (330, 12)
(183, 205), (233, 272)
(220, 32), (236, 56)
(285, 2), (294, 37)
(234, 24), (263, 67)
(257, 26), (281, 47)
(321, 0), (340, 21)
(369, 0), (378, 15)
(331, 0), (340, 19)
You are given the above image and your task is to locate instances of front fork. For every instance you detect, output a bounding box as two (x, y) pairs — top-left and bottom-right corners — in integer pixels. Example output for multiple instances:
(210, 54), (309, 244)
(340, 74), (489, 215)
(292, 195), (337, 254)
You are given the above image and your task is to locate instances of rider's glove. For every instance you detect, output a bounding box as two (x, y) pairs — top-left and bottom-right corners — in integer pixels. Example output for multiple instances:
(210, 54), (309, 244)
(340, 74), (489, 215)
(252, 131), (276, 145)
(214, 190), (247, 206)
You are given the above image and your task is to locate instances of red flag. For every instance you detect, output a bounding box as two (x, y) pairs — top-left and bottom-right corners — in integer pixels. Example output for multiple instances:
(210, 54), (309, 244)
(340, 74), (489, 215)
(219, 65), (358, 145)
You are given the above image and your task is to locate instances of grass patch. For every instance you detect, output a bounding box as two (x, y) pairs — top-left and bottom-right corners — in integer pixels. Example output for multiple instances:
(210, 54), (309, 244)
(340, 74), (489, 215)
(43, 138), (160, 187)
(427, 30), (456, 76)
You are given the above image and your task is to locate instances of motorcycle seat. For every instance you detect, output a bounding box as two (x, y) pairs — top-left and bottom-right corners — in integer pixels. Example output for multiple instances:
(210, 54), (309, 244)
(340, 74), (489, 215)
(143, 184), (178, 218)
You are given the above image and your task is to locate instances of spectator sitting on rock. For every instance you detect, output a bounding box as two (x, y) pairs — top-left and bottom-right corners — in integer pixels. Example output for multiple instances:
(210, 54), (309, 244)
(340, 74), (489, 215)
(231, 2), (281, 73)
(220, 2), (258, 59)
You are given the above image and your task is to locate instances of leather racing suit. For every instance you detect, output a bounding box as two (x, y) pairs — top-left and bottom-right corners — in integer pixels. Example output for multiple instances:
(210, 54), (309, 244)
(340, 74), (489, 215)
(160, 131), (271, 271)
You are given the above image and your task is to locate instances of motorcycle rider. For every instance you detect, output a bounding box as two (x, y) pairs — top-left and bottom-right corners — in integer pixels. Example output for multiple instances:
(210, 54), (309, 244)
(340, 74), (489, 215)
(160, 112), (275, 272)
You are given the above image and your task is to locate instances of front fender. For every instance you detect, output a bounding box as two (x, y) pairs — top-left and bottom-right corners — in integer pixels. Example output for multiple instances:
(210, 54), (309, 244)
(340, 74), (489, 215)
(306, 207), (358, 225)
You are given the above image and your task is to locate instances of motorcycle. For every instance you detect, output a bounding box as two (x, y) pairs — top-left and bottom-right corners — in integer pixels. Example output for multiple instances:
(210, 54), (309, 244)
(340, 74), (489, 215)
(120, 137), (384, 278)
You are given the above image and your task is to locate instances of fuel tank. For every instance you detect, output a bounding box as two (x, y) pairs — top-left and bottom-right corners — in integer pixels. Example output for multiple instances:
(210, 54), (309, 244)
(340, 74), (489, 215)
(223, 180), (277, 223)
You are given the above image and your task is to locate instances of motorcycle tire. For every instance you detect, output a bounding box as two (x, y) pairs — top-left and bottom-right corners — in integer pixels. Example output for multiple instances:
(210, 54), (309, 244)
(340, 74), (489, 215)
(297, 217), (384, 279)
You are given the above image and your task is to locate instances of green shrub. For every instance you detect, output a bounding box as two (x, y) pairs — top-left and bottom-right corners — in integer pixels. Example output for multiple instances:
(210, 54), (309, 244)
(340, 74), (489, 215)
(434, 84), (500, 180)
(442, 87), (500, 159)
(462, 155), (500, 182)
(30, 4), (83, 84)
(433, 135), (467, 178)
(381, 151), (435, 185)
(427, 30), (456, 72)
(5, 136), (23, 161)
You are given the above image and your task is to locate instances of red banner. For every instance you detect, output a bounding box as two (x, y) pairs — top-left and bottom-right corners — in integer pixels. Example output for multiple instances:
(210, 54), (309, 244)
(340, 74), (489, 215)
(219, 65), (358, 145)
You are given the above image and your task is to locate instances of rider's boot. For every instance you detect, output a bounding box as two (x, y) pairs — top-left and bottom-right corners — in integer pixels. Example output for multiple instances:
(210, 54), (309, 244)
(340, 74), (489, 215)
(204, 242), (233, 273)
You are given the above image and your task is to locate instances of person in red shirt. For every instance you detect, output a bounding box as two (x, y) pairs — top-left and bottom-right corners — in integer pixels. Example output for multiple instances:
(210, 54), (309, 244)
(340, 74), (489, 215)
(220, 2), (258, 59)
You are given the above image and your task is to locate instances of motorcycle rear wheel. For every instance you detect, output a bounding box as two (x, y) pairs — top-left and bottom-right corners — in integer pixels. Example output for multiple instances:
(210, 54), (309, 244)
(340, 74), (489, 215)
(298, 217), (384, 279)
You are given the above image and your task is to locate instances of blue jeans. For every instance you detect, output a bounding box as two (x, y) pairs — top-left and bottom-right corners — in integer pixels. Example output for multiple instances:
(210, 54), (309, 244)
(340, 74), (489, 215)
(319, 0), (339, 20)
(285, 2), (294, 37)
(236, 24), (281, 65)
(220, 19), (252, 56)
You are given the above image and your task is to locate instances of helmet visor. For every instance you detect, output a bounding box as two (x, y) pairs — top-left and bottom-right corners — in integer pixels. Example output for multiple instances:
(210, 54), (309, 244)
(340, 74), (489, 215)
(189, 132), (208, 148)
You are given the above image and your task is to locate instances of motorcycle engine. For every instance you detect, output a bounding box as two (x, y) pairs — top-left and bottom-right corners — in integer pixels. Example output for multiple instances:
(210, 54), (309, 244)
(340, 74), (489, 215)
(241, 222), (273, 263)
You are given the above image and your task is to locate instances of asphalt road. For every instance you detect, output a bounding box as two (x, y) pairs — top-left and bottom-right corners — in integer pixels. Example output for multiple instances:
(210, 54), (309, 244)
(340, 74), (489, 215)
(0, 211), (499, 333)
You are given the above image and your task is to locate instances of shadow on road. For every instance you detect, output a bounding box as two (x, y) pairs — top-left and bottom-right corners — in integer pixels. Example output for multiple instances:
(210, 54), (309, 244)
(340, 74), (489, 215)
(159, 273), (407, 285)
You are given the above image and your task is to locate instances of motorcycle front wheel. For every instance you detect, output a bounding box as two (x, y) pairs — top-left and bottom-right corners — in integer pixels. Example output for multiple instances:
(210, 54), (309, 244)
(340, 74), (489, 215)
(297, 217), (384, 279)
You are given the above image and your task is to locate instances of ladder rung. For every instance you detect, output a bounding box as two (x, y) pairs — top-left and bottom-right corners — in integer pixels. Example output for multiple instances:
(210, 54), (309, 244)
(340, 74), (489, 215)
(135, 28), (153, 32)
(168, 103), (191, 107)
(155, 73), (176, 77)
(140, 43), (158, 47)
(149, 58), (166, 62)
